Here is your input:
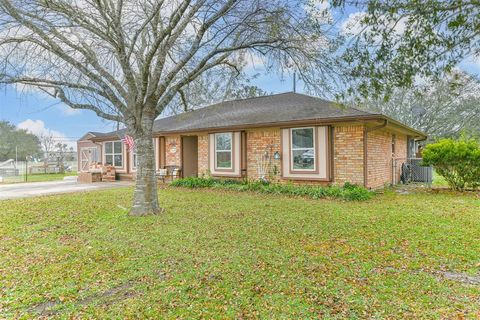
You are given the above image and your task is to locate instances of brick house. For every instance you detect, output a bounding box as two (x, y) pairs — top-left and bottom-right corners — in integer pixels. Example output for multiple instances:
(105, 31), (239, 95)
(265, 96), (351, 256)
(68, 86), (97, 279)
(77, 93), (426, 189)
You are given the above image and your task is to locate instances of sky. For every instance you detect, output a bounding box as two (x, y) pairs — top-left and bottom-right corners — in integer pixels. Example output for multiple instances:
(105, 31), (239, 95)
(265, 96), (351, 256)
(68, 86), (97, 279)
(1, 3), (479, 150)
(0, 68), (299, 149)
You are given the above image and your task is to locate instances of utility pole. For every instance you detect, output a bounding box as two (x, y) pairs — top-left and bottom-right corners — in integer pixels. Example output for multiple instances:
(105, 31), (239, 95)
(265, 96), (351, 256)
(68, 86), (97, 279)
(293, 72), (296, 93)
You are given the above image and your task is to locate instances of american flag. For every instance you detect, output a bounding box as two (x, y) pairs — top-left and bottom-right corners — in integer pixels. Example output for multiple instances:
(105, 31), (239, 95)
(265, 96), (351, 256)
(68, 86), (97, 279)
(122, 134), (135, 152)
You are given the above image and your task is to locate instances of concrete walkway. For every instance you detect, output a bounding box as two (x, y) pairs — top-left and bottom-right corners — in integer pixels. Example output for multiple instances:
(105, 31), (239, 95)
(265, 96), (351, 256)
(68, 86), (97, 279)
(0, 178), (132, 200)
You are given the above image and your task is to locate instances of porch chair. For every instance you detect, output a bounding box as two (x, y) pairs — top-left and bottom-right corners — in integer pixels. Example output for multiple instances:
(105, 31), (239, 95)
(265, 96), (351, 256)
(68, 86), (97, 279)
(156, 165), (182, 183)
(156, 168), (168, 183)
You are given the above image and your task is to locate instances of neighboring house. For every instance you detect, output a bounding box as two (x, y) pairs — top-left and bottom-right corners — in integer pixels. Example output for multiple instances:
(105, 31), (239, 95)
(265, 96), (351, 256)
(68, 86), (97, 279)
(77, 93), (426, 189)
(77, 132), (103, 172)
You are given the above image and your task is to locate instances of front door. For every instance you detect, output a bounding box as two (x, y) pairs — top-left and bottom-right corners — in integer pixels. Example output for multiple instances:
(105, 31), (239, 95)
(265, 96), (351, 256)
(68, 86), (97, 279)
(181, 136), (198, 177)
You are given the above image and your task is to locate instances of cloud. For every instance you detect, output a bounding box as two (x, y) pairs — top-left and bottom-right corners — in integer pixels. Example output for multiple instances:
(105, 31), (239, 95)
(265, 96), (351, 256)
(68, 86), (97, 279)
(17, 119), (77, 150)
(341, 12), (368, 36)
(57, 104), (81, 116)
(305, 0), (332, 23)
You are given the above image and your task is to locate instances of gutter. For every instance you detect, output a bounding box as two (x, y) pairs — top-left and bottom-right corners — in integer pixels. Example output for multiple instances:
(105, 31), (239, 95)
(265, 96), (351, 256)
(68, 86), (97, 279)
(363, 119), (388, 188)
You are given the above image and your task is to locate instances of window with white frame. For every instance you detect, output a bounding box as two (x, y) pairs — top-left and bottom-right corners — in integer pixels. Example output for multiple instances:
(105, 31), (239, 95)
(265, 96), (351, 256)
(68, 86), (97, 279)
(105, 141), (123, 167)
(215, 133), (233, 169)
(132, 150), (138, 169)
(291, 127), (315, 171)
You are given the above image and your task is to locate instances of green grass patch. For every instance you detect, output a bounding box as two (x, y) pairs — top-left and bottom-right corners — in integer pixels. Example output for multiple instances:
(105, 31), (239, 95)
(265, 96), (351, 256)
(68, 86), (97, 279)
(1, 188), (479, 318)
(1, 172), (77, 184)
(171, 177), (374, 201)
(432, 169), (449, 187)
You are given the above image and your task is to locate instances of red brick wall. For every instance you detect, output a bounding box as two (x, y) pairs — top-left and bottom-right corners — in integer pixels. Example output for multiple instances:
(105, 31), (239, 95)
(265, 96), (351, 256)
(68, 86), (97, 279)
(366, 129), (391, 188)
(366, 130), (408, 189)
(135, 123), (408, 188)
(393, 133), (407, 184)
(165, 136), (181, 166)
(245, 125), (366, 186)
(246, 128), (282, 181)
(204, 124), (368, 186)
(198, 134), (209, 176)
(333, 124), (365, 186)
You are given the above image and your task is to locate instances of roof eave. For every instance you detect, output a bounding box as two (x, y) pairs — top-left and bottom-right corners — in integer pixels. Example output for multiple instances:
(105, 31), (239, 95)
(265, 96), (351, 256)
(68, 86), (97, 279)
(89, 114), (427, 141)
(151, 114), (425, 136)
(379, 115), (428, 139)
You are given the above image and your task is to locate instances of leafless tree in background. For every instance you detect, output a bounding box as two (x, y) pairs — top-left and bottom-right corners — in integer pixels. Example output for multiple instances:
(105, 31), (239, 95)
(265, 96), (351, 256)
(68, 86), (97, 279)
(38, 133), (56, 169)
(0, 0), (342, 215)
(357, 71), (480, 140)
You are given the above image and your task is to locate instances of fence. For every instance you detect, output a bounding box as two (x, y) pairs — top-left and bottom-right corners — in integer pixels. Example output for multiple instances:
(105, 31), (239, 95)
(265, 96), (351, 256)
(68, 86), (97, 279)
(395, 158), (433, 186)
(0, 160), (78, 184)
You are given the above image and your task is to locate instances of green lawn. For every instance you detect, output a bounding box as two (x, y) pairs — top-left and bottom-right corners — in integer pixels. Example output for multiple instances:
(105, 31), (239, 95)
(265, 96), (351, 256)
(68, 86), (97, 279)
(432, 170), (449, 188)
(1, 188), (479, 318)
(1, 172), (77, 184)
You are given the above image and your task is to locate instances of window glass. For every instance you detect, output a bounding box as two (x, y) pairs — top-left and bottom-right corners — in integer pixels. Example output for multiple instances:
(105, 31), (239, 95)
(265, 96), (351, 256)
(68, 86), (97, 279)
(114, 155), (123, 167)
(104, 141), (123, 167)
(105, 155), (113, 166)
(392, 134), (396, 154)
(292, 128), (314, 148)
(215, 133), (232, 150)
(114, 141), (122, 153)
(215, 133), (232, 169)
(291, 128), (315, 170)
(216, 151), (232, 168)
(133, 153), (137, 168)
(105, 142), (113, 153)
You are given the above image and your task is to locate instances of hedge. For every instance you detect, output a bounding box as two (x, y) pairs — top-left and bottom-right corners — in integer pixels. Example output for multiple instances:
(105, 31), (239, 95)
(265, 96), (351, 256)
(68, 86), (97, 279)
(422, 137), (480, 191)
(171, 177), (374, 201)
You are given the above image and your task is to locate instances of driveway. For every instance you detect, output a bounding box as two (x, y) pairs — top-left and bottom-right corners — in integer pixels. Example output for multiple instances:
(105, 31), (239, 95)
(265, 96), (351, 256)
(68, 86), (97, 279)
(0, 178), (133, 200)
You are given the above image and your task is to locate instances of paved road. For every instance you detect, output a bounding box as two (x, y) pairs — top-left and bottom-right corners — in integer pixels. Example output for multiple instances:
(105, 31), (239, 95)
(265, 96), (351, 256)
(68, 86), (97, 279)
(0, 178), (132, 200)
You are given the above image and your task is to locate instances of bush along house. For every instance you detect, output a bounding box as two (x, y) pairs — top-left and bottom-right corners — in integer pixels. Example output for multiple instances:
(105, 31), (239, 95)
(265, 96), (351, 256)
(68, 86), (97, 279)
(77, 93), (427, 189)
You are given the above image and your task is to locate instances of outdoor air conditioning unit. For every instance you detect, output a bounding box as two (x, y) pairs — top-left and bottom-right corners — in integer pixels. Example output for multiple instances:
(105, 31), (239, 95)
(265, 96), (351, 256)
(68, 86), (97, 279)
(407, 158), (433, 183)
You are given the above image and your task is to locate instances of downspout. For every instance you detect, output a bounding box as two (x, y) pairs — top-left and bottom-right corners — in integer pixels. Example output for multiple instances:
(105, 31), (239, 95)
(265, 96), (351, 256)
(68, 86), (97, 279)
(363, 119), (388, 188)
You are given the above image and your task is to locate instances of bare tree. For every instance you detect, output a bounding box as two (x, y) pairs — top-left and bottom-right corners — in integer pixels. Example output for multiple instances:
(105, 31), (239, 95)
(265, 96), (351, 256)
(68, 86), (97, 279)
(357, 71), (480, 140)
(0, 0), (341, 215)
(54, 142), (69, 172)
(38, 133), (56, 170)
(165, 67), (270, 115)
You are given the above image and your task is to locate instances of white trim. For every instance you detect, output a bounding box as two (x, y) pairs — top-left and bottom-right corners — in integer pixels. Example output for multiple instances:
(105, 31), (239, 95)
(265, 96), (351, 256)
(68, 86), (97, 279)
(290, 127), (316, 172)
(132, 151), (137, 169)
(281, 126), (329, 180)
(214, 132), (233, 170)
(208, 132), (241, 177)
(103, 141), (124, 168)
(80, 147), (99, 172)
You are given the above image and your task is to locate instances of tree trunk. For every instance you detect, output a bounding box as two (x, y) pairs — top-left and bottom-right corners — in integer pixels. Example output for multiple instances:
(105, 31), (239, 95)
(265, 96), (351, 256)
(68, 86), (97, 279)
(130, 125), (162, 216)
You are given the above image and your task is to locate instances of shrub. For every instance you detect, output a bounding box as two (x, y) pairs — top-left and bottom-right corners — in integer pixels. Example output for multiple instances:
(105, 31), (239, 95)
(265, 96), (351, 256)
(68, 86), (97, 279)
(170, 178), (374, 201)
(170, 176), (216, 188)
(422, 138), (480, 191)
(340, 184), (373, 201)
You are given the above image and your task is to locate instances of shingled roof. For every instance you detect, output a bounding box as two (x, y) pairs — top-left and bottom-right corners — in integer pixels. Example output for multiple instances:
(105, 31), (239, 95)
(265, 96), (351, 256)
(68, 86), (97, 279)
(94, 92), (426, 138)
(151, 92), (376, 133)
